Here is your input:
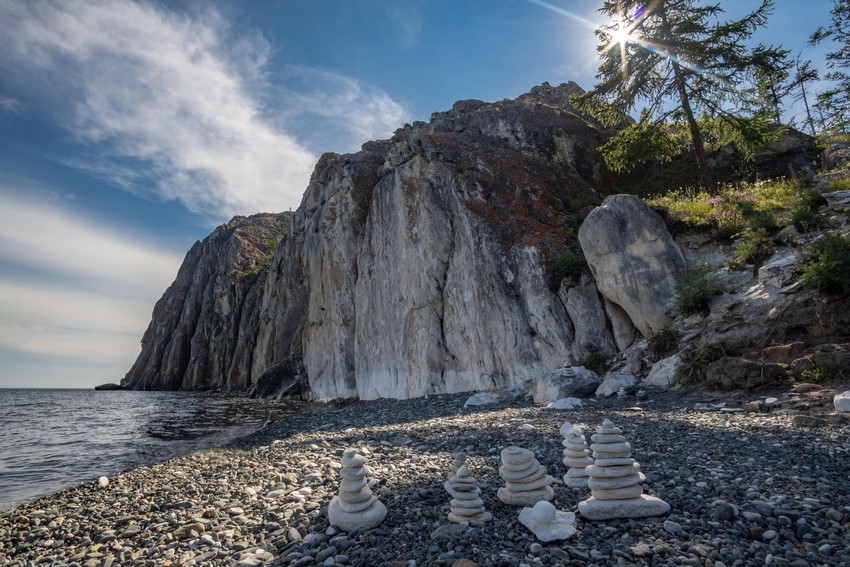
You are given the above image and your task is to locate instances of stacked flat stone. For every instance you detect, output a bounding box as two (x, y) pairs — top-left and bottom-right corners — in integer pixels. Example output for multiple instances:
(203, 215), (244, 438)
(497, 446), (555, 506)
(560, 421), (591, 488)
(447, 464), (492, 523)
(328, 449), (387, 531)
(578, 419), (670, 521)
(562, 365), (576, 378)
(444, 452), (467, 493)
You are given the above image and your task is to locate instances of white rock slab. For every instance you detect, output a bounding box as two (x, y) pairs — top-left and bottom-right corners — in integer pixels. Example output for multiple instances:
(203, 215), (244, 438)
(464, 391), (502, 407)
(758, 249), (797, 289)
(835, 390), (850, 412)
(578, 494), (670, 521)
(519, 501), (576, 541)
(644, 355), (682, 389)
(596, 372), (638, 398)
(546, 397), (583, 410)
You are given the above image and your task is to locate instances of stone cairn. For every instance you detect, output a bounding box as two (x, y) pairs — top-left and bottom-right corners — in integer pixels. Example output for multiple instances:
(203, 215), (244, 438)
(498, 446), (555, 506)
(444, 452), (467, 493)
(578, 419), (670, 521)
(328, 448), (387, 531)
(560, 421), (591, 488)
(447, 464), (492, 523)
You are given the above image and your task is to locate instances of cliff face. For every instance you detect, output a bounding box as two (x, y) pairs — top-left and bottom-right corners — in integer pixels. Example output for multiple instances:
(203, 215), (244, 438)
(124, 82), (626, 398)
(122, 213), (289, 391)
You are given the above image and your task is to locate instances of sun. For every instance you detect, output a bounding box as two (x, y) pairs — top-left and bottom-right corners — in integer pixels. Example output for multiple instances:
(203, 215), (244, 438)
(610, 26), (631, 46)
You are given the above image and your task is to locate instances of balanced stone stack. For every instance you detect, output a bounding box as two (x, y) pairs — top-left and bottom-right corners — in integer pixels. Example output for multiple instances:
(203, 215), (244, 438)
(561, 421), (592, 488)
(578, 419), (670, 521)
(447, 464), (492, 523)
(444, 452), (467, 493)
(328, 448), (387, 531)
(497, 446), (555, 506)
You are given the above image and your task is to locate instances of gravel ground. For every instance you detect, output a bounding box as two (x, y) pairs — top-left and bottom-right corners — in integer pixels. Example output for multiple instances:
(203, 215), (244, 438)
(1, 386), (848, 567)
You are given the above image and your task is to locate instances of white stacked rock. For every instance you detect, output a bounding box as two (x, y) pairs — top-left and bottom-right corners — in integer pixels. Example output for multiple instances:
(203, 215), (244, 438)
(561, 421), (592, 488)
(497, 446), (555, 506)
(328, 448), (387, 531)
(578, 419), (670, 521)
(447, 464), (492, 523)
(444, 452), (467, 493)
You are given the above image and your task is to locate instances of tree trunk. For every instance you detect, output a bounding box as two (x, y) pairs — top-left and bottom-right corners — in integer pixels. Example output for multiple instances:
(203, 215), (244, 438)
(659, 5), (715, 191)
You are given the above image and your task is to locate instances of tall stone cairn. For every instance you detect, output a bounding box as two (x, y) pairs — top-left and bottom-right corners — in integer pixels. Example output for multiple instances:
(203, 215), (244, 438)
(561, 421), (592, 488)
(447, 464), (492, 523)
(497, 446), (556, 506)
(578, 419), (670, 521)
(328, 448), (387, 531)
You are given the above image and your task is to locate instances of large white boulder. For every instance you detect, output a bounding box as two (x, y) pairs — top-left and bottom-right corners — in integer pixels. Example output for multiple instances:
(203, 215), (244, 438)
(531, 367), (599, 404)
(595, 372), (638, 398)
(579, 195), (686, 337)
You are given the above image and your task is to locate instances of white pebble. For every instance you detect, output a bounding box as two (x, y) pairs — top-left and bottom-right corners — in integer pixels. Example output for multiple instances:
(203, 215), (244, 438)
(98, 476), (109, 488)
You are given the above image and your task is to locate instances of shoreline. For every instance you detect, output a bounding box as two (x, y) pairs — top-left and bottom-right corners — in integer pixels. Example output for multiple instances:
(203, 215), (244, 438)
(2, 387), (848, 566)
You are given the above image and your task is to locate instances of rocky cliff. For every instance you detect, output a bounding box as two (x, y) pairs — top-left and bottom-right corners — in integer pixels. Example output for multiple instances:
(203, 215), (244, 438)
(125, 82), (628, 398)
(123, 213), (289, 391)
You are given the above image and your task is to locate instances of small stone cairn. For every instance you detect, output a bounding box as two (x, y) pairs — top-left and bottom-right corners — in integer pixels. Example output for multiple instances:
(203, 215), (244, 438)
(328, 448), (387, 531)
(447, 464), (492, 523)
(560, 421), (591, 488)
(562, 365), (576, 378)
(578, 419), (670, 521)
(444, 452), (467, 493)
(498, 446), (555, 506)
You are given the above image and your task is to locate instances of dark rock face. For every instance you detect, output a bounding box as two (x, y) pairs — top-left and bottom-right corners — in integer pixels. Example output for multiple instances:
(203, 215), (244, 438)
(121, 213), (289, 391)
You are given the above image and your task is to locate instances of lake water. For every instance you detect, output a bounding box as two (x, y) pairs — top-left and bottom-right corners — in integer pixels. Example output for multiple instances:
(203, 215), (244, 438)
(0, 389), (300, 511)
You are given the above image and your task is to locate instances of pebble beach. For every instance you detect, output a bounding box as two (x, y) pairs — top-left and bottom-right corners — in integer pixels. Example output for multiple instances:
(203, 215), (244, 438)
(1, 387), (848, 567)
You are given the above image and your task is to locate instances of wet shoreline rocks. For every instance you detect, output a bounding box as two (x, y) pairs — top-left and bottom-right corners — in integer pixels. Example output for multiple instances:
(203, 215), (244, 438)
(1, 390), (848, 566)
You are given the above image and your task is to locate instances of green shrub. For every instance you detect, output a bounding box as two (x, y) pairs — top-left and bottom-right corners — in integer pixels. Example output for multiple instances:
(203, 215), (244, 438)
(825, 177), (850, 192)
(747, 211), (778, 232)
(674, 346), (721, 385)
(551, 252), (584, 284)
(676, 265), (721, 314)
(790, 207), (819, 231)
(578, 349), (609, 374)
(648, 324), (679, 357)
(734, 228), (776, 266)
(799, 232), (850, 293)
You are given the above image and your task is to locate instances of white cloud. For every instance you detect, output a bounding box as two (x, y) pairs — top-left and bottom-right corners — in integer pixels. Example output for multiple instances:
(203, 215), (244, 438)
(0, 193), (183, 297)
(276, 65), (412, 153)
(0, 192), (183, 377)
(385, 2), (424, 49)
(0, 96), (23, 114)
(0, 0), (321, 216)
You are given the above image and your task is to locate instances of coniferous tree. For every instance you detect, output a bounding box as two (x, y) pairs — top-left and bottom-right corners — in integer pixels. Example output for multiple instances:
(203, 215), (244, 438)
(792, 56), (819, 137)
(575, 0), (784, 191)
(809, 0), (850, 132)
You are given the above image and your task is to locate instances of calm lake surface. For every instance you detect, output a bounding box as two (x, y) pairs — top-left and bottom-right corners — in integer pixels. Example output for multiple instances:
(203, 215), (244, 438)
(0, 389), (300, 511)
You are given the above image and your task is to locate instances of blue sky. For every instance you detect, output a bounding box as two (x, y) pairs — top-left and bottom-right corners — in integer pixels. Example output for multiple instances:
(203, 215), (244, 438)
(0, 0), (839, 388)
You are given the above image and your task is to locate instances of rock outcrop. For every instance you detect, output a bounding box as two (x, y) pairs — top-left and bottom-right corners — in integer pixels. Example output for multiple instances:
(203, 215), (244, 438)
(127, 82), (634, 399)
(122, 213), (289, 391)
